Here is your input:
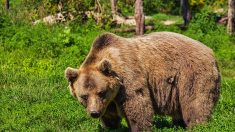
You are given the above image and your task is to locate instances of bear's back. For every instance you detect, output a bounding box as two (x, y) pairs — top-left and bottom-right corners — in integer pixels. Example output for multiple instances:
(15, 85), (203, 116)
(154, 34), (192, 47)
(126, 32), (213, 58)
(120, 32), (215, 69)
(83, 32), (216, 76)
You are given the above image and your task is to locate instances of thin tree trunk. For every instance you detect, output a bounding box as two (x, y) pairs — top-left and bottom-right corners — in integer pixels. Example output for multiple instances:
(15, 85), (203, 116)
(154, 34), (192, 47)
(95, 0), (103, 13)
(94, 0), (103, 24)
(5, 0), (10, 10)
(111, 0), (117, 20)
(134, 0), (145, 35)
(227, 0), (235, 35)
(181, 0), (191, 27)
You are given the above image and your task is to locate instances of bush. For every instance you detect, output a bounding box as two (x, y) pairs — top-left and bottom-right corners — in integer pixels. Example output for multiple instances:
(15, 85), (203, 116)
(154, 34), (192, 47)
(0, 1), (234, 131)
(190, 8), (218, 34)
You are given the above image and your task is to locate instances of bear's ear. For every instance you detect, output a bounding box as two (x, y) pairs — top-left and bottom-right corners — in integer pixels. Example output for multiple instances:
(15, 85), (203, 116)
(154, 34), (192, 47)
(98, 59), (112, 76)
(65, 67), (78, 82)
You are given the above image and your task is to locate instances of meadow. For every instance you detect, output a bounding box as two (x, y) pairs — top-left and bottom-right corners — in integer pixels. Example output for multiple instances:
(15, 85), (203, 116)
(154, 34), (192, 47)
(0, 5), (235, 131)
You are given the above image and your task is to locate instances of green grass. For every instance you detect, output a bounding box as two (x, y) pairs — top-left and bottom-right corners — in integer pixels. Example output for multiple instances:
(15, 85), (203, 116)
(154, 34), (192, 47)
(0, 11), (235, 131)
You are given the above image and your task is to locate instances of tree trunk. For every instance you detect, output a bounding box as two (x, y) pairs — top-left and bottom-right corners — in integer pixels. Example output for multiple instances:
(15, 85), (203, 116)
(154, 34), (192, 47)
(227, 0), (235, 35)
(134, 0), (145, 35)
(5, 0), (10, 10)
(111, 0), (117, 20)
(180, 0), (191, 27)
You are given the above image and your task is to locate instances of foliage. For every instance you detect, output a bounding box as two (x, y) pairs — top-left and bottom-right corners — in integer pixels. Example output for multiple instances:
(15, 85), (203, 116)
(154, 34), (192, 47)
(206, 0), (227, 8)
(190, 0), (205, 7)
(0, 0), (228, 25)
(189, 8), (218, 34)
(0, 2), (235, 132)
(144, 0), (180, 15)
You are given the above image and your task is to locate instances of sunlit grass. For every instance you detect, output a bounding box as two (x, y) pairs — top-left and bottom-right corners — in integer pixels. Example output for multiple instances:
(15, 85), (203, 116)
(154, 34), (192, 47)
(0, 12), (235, 131)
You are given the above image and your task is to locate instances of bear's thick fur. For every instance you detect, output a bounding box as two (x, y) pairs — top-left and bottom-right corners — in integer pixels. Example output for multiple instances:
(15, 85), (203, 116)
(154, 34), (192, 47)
(65, 32), (220, 131)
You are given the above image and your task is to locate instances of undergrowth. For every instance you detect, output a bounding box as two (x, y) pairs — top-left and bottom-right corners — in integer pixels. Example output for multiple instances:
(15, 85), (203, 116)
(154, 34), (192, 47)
(0, 6), (234, 131)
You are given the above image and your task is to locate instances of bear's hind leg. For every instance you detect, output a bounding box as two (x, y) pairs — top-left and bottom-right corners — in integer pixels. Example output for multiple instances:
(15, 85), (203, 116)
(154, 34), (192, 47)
(180, 94), (215, 128)
(179, 71), (219, 128)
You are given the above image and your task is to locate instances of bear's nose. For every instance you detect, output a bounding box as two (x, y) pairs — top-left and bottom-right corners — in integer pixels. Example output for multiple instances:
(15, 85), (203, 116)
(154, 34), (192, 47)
(90, 111), (100, 118)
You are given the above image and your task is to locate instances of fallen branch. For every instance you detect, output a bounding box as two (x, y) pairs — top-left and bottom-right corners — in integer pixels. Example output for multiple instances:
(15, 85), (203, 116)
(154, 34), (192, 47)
(114, 15), (153, 26)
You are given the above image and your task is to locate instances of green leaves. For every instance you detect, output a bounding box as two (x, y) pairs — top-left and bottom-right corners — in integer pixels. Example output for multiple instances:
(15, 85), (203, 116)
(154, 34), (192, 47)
(0, 3), (235, 131)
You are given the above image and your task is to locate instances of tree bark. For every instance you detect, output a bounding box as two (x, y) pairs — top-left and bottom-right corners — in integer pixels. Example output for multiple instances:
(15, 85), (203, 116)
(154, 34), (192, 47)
(5, 0), (10, 10)
(134, 0), (145, 35)
(227, 0), (235, 35)
(180, 0), (191, 27)
(111, 0), (117, 20)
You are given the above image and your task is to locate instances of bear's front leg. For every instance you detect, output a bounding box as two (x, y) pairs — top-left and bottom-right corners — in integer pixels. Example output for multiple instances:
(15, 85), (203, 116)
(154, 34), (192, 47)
(123, 97), (154, 132)
(120, 91), (155, 132)
(100, 101), (121, 129)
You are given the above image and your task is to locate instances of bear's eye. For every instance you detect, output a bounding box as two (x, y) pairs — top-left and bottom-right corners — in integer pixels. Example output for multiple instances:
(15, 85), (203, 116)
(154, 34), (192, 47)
(80, 95), (88, 101)
(98, 90), (107, 98)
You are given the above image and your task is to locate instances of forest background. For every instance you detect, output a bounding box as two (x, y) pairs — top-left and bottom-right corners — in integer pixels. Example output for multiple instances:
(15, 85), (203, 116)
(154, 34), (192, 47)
(0, 0), (234, 131)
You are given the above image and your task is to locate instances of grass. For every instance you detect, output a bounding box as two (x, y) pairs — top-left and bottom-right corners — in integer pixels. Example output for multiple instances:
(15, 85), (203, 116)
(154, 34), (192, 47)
(0, 11), (235, 131)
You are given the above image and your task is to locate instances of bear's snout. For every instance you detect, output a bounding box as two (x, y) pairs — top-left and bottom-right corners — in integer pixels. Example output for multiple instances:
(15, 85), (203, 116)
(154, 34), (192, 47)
(90, 111), (101, 118)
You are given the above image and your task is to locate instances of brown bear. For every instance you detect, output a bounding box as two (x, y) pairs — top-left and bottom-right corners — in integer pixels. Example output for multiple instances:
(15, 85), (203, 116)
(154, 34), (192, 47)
(65, 32), (220, 131)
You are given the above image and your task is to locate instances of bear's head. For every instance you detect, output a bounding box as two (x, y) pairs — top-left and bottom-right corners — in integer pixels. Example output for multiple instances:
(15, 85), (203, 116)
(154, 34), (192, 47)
(65, 59), (121, 118)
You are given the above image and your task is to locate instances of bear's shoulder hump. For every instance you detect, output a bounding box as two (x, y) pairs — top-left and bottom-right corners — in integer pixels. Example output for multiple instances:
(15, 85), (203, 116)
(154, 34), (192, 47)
(92, 33), (119, 51)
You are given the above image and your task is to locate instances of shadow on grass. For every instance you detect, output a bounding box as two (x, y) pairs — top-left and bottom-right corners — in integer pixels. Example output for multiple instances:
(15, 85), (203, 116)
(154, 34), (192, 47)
(97, 116), (185, 132)
(153, 117), (173, 129)
(153, 116), (185, 130)
(97, 125), (128, 132)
